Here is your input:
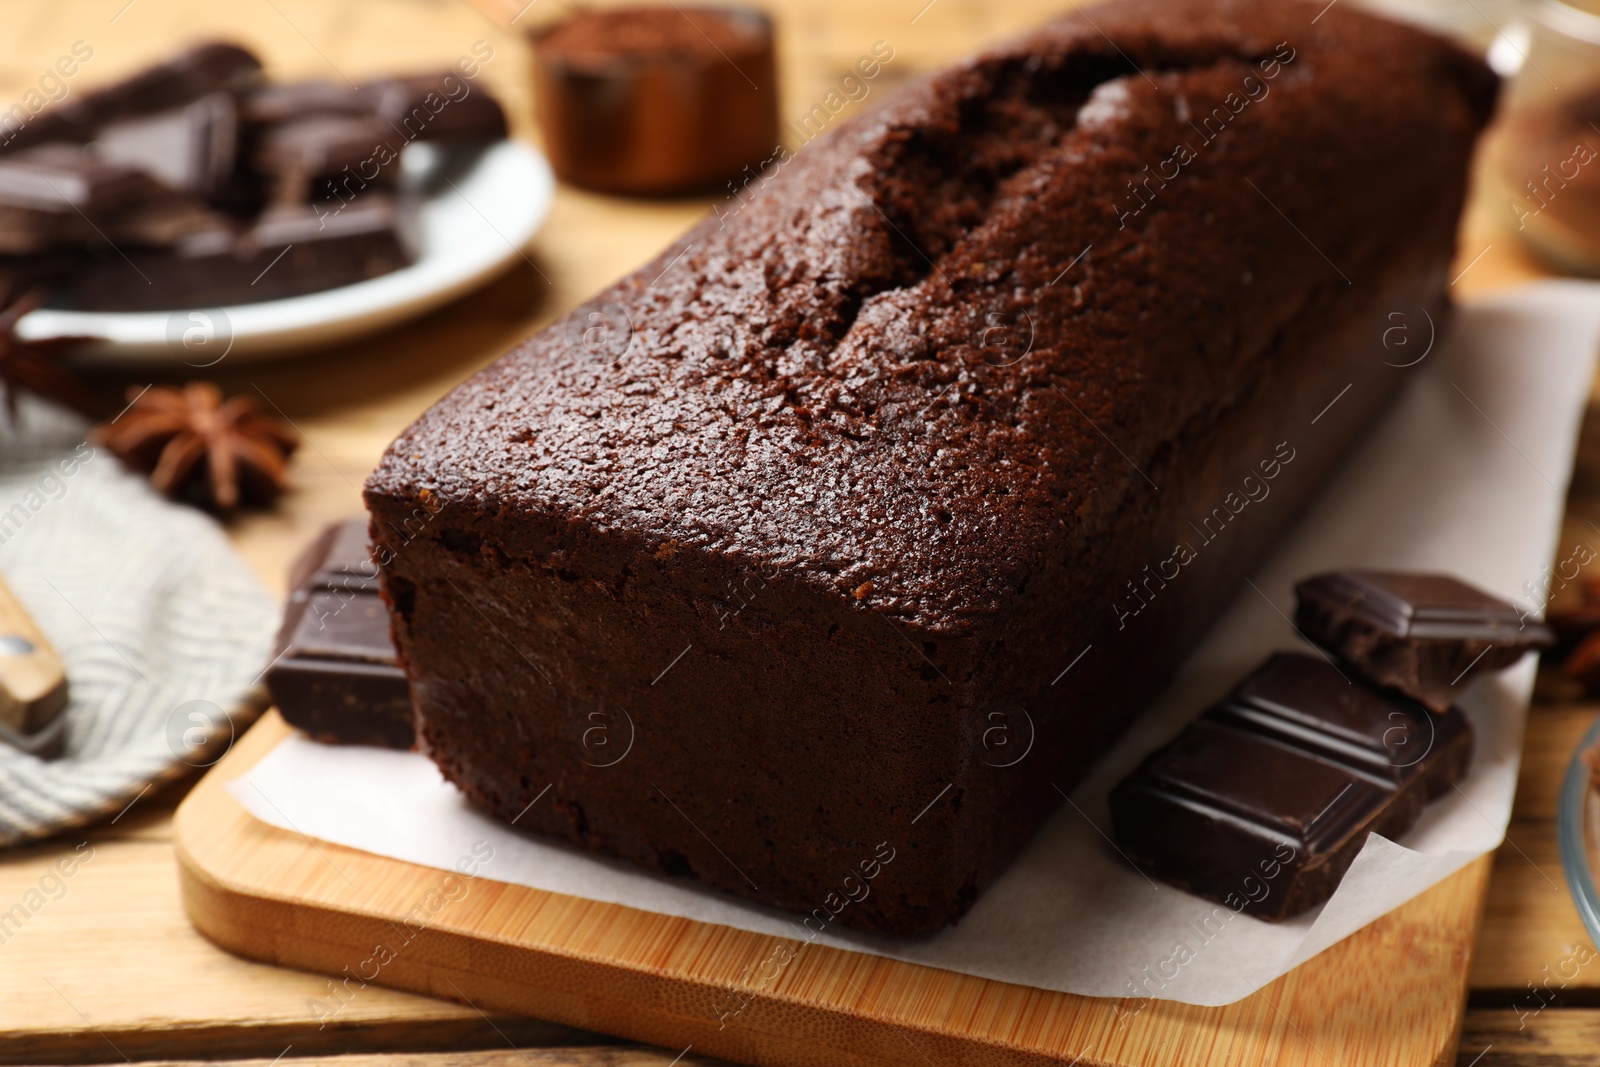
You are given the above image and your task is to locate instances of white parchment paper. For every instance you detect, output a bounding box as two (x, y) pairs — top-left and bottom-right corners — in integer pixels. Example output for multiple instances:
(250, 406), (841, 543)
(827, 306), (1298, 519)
(230, 281), (1600, 1007)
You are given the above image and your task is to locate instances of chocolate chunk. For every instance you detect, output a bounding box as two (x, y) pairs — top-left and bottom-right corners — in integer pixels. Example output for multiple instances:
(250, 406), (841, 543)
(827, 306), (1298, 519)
(98, 190), (235, 247)
(250, 194), (414, 272)
(361, 72), (508, 143)
(94, 92), (241, 200)
(1, 42), (261, 154)
(0, 149), (187, 267)
(252, 113), (399, 203)
(243, 80), (372, 126)
(75, 42), (260, 121)
(1109, 653), (1472, 920)
(265, 519), (413, 749)
(0, 204), (80, 255)
(0, 247), (83, 291)
(0, 145), (163, 214)
(64, 193), (412, 310)
(1294, 571), (1553, 712)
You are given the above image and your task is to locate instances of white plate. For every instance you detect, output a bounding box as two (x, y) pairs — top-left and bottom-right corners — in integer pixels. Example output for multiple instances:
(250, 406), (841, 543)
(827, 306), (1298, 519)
(16, 140), (554, 365)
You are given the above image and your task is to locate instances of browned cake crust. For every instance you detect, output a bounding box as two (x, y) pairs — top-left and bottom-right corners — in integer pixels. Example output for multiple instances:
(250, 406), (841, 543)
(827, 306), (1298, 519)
(365, 0), (1496, 934)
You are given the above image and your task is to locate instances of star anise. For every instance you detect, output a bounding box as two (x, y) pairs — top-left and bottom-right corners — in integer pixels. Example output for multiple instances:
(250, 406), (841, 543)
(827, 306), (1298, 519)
(93, 382), (299, 511)
(0, 284), (97, 424)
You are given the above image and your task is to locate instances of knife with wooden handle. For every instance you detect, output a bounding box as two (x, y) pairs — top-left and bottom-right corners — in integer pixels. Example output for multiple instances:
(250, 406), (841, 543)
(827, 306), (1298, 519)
(0, 574), (68, 754)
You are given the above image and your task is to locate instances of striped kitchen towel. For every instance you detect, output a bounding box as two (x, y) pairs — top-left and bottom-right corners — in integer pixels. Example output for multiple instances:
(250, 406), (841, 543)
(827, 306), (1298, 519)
(0, 395), (278, 845)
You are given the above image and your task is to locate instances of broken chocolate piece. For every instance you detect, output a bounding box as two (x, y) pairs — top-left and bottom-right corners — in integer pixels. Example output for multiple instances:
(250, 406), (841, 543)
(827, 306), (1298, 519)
(98, 190), (235, 247)
(243, 80), (372, 126)
(94, 92), (241, 200)
(1109, 652), (1472, 920)
(0, 205), (79, 255)
(252, 113), (398, 203)
(265, 518), (413, 748)
(250, 194), (414, 274)
(0, 154), (226, 252)
(0, 248), (83, 291)
(0, 42), (261, 153)
(361, 72), (508, 143)
(1294, 570), (1553, 712)
(64, 193), (412, 310)
(0, 145), (163, 214)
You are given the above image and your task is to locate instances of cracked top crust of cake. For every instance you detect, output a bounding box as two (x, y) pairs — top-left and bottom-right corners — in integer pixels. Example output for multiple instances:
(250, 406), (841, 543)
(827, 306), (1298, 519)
(367, 0), (1495, 633)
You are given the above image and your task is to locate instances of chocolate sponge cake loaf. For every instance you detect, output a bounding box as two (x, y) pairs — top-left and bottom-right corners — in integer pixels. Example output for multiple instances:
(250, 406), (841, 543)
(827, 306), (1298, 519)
(366, 0), (1496, 933)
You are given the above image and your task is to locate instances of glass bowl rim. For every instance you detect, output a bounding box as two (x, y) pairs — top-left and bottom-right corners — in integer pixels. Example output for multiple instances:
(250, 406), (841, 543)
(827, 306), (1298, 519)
(1557, 709), (1600, 949)
(1534, 0), (1600, 46)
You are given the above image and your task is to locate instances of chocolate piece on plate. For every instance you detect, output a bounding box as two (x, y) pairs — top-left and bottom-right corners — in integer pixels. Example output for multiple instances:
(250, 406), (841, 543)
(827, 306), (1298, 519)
(64, 193), (412, 310)
(0, 205), (80, 255)
(0, 248), (83, 291)
(1294, 571), (1554, 712)
(74, 41), (261, 121)
(266, 518), (413, 749)
(253, 113), (399, 202)
(99, 190), (235, 248)
(243, 80), (374, 126)
(6, 184), (223, 262)
(94, 92), (242, 201)
(2, 42), (262, 153)
(0, 145), (162, 214)
(1109, 652), (1472, 920)
(250, 194), (414, 277)
(361, 72), (508, 143)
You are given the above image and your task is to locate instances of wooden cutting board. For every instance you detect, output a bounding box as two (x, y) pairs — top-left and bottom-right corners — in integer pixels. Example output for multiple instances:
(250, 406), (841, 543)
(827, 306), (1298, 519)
(176, 711), (1491, 1067)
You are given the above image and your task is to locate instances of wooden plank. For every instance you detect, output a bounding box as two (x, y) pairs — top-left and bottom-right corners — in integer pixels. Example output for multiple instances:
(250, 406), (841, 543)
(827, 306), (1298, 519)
(0, 780), (595, 1065)
(38, 1007), (1600, 1067)
(176, 712), (1491, 1067)
(98, 1053), (729, 1067)
(1467, 705), (1599, 999)
(0, 1020), (596, 1067)
(1458, 1008), (1600, 1065)
(35, 1009), (1600, 1067)
(1505, 707), (1595, 824)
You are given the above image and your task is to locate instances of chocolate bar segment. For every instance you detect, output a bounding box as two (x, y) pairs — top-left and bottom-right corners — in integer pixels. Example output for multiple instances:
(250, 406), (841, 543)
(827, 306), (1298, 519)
(1, 42), (260, 154)
(0, 205), (80, 255)
(1109, 653), (1472, 920)
(1294, 571), (1553, 712)
(0, 145), (163, 214)
(243, 80), (373, 126)
(94, 92), (242, 201)
(0, 247), (82, 291)
(253, 113), (399, 202)
(64, 193), (412, 310)
(98, 190), (235, 248)
(265, 518), (413, 749)
(361, 73), (507, 143)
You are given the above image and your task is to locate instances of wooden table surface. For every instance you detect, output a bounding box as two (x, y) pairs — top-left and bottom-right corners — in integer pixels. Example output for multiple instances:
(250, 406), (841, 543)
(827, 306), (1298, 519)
(0, 0), (1594, 1064)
